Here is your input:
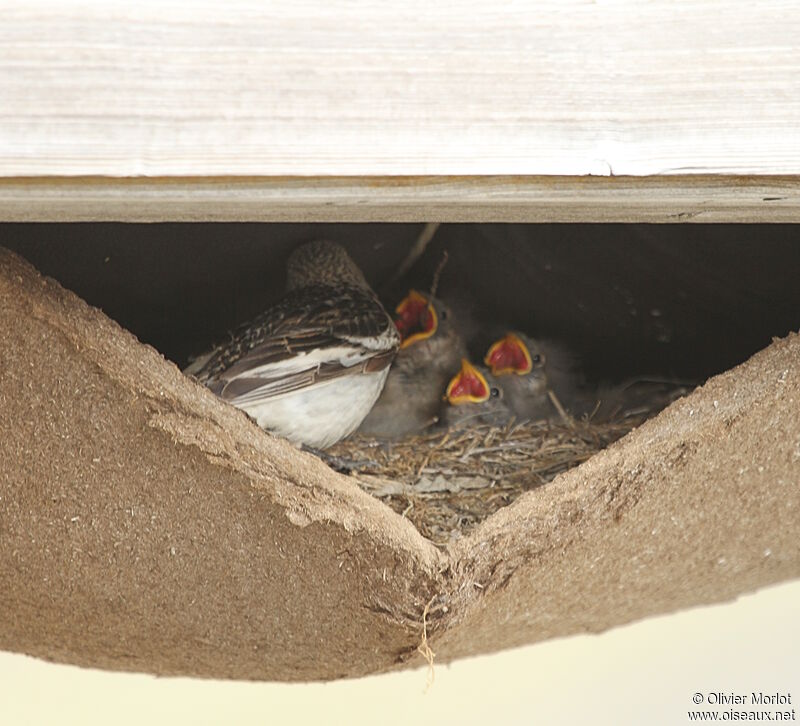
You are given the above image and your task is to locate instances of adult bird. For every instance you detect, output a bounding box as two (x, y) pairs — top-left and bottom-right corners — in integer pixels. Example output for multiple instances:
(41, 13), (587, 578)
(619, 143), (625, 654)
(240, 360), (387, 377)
(438, 359), (513, 429)
(358, 289), (467, 438)
(185, 241), (399, 449)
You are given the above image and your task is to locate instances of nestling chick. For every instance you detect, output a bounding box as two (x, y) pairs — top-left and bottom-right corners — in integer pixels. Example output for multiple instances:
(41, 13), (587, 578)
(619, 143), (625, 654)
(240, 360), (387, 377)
(358, 290), (467, 438)
(485, 332), (583, 421)
(185, 240), (399, 449)
(438, 359), (513, 430)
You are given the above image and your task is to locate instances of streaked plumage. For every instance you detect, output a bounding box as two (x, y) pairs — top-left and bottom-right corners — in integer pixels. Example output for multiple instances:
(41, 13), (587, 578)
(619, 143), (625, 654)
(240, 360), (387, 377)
(358, 291), (467, 438)
(185, 241), (399, 448)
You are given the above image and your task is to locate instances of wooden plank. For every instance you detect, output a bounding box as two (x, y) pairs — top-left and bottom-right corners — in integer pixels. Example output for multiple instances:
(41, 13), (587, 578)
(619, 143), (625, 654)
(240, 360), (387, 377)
(2, 2), (800, 178)
(1, 176), (800, 222)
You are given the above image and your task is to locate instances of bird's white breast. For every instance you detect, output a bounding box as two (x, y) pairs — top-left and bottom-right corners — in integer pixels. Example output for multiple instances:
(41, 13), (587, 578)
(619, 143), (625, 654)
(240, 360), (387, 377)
(238, 368), (390, 449)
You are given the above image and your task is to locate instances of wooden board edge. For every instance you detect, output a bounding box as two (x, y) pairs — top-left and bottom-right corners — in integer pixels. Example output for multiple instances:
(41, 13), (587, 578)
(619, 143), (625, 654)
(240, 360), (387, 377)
(1, 175), (800, 223)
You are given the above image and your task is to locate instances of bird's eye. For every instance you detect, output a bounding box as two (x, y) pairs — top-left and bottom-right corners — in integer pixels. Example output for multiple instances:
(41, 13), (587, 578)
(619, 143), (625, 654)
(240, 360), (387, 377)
(439, 308), (448, 321)
(532, 354), (542, 364)
(490, 387), (500, 398)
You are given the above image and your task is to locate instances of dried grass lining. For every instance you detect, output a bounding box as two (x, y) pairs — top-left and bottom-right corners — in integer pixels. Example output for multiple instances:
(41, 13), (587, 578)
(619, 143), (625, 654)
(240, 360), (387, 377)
(329, 386), (688, 546)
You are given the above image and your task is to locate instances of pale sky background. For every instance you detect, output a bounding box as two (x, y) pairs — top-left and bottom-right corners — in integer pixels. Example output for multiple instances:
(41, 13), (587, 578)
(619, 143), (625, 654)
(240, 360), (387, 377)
(1, 580), (797, 726)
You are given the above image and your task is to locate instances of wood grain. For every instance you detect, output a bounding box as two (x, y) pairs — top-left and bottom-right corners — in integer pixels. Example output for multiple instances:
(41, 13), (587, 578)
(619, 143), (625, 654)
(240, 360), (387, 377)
(1, 176), (800, 222)
(2, 1), (800, 178)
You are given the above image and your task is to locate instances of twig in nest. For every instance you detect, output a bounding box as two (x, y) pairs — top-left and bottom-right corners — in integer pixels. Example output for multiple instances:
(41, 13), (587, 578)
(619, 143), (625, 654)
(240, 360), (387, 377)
(548, 390), (576, 430)
(428, 250), (449, 299)
(386, 222), (440, 287)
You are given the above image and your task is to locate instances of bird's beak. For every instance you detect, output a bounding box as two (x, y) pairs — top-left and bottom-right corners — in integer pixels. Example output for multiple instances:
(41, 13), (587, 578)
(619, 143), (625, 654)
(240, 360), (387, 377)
(446, 359), (490, 404)
(485, 333), (534, 376)
(394, 290), (438, 349)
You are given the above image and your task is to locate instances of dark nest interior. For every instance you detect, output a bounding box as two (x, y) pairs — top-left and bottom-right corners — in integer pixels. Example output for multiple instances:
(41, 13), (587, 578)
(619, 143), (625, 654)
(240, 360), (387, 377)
(5, 223), (800, 545)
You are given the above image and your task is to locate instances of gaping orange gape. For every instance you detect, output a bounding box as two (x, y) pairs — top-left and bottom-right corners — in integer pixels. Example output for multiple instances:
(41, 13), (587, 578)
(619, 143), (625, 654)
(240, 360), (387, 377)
(445, 359), (491, 404)
(485, 332), (539, 376)
(394, 290), (438, 349)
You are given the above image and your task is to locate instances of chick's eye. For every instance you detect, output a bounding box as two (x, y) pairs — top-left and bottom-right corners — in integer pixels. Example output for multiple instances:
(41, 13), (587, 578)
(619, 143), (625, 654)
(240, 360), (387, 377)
(490, 387), (500, 398)
(532, 354), (542, 364)
(439, 308), (448, 320)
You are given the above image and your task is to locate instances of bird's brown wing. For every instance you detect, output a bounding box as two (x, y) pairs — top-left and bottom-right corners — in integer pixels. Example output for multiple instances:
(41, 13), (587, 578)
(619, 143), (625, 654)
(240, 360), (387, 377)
(192, 284), (398, 403)
(210, 350), (396, 403)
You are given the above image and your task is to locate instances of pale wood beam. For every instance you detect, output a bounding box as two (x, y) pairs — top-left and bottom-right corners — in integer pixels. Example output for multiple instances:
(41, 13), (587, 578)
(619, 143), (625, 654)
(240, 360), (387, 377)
(1, 176), (799, 223)
(2, 2), (800, 178)
(2, 3), (800, 221)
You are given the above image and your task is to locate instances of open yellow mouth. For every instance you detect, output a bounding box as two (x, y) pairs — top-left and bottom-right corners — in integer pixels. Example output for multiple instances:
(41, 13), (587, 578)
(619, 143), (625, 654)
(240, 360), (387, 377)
(394, 290), (438, 349)
(446, 359), (490, 404)
(485, 333), (534, 376)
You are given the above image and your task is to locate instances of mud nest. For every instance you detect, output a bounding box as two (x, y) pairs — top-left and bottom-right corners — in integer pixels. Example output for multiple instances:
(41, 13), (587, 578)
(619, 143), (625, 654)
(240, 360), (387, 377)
(328, 383), (690, 545)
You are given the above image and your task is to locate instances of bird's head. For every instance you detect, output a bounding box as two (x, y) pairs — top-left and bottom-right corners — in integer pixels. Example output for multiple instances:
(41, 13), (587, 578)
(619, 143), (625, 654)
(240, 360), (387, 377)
(445, 359), (497, 405)
(485, 333), (544, 376)
(441, 359), (511, 428)
(394, 290), (439, 349)
(286, 240), (370, 290)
